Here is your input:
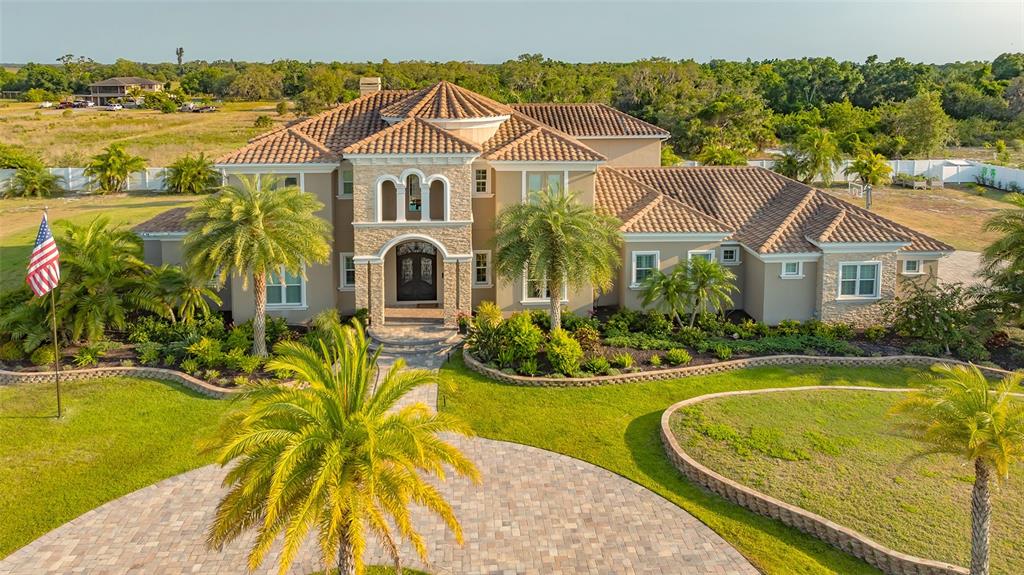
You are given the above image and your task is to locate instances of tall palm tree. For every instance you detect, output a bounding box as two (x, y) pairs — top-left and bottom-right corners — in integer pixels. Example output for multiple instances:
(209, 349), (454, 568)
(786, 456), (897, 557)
(207, 321), (480, 575)
(640, 266), (691, 327)
(844, 150), (892, 187)
(149, 264), (222, 324)
(796, 127), (843, 186)
(494, 187), (622, 329)
(84, 143), (146, 194)
(164, 153), (221, 195)
(686, 257), (736, 326)
(184, 175), (331, 356)
(891, 364), (1024, 575)
(55, 216), (158, 342)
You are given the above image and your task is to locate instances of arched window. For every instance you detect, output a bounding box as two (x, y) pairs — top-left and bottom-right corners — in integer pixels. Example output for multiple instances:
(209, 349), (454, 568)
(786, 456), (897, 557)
(429, 179), (445, 221)
(406, 174), (421, 221)
(380, 179), (397, 222)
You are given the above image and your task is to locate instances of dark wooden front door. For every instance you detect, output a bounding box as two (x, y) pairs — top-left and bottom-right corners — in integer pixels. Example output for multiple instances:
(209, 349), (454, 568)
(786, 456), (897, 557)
(395, 241), (437, 302)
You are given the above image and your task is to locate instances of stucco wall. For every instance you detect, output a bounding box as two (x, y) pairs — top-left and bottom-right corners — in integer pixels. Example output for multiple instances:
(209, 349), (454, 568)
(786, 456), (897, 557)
(896, 259), (940, 294)
(761, 260), (819, 324)
(579, 138), (662, 168)
(618, 240), (721, 310)
(819, 251), (898, 327)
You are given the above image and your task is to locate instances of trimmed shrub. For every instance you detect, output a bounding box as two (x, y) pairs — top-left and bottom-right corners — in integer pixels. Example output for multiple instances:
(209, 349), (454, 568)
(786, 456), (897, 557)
(675, 326), (705, 347)
(517, 357), (539, 376)
(135, 341), (163, 365)
(604, 333), (678, 350)
(572, 325), (602, 353)
(529, 310), (552, 331)
(649, 354), (662, 367)
(776, 319), (802, 335)
(254, 115), (273, 128)
(714, 344), (733, 361)
(180, 358), (200, 375)
(496, 312), (544, 365)
(665, 348), (692, 366)
(0, 341), (25, 362)
(863, 325), (887, 343)
(561, 311), (599, 332)
(30, 346), (56, 367)
(642, 312), (673, 338)
(546, 328), (583, 376)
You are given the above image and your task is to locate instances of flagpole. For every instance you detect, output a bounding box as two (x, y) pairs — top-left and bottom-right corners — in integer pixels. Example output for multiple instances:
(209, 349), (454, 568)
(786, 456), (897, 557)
(43, 206), (61, 419)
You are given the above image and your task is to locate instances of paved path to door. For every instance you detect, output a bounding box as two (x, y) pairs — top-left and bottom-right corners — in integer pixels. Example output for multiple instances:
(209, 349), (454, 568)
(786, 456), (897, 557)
(0, 351), (756, 575)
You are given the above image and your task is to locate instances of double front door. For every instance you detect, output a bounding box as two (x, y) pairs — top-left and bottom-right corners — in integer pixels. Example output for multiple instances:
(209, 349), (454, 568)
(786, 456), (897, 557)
(395, 241), (437, 302)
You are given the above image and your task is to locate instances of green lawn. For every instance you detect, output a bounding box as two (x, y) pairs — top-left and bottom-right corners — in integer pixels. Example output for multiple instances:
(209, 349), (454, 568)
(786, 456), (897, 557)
(438, 352), (941, 575)
(0, 192), (199, 291)
(672, 389), (1023, 574)
(0, 377), (233, 558)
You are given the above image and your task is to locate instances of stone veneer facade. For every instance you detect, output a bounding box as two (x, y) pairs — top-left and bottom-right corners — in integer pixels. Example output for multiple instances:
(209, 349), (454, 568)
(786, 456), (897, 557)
(817, 251), (899, 326)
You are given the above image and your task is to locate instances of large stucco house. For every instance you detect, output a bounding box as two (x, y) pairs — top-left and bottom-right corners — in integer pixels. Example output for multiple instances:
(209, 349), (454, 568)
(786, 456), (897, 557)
(135, 78), (952, 329)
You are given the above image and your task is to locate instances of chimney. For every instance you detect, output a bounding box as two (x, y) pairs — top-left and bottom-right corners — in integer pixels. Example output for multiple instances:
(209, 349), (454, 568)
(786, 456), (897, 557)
(359, 77), (382, 97)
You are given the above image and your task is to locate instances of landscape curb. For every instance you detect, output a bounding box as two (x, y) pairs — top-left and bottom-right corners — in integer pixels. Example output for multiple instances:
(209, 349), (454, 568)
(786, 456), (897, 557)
(0, 366), (239, 399)
(660, 386), (969, 575)
(463, 350), (1018, 387)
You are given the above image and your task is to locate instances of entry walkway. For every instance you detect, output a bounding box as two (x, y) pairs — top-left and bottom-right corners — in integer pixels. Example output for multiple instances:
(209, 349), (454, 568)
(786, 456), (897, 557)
(0, 351), (756, 575)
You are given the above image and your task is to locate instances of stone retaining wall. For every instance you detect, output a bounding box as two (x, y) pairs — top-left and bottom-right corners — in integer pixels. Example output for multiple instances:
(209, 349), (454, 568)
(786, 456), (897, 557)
(0, 366), (239, 399)
(463, 351), (1017, 387)
(660, 386), (969, 575)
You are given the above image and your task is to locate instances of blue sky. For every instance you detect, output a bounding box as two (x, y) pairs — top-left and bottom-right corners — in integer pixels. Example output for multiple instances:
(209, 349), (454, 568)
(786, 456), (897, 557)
(1, 1), (1021, 64)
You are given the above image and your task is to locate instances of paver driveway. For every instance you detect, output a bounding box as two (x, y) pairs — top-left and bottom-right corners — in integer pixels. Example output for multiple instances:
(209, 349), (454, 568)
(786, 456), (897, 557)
(0, 351), (756, 575)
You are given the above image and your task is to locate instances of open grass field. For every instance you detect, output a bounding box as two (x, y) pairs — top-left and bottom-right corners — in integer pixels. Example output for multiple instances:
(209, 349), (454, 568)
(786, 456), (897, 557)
(0, 192), (200, 291)
(0, 100), (288, 166)
(671, 389), (1024, 574)
(436, 353), (950, 574)
(0, 377), (233, 558)
(822, 183), (1016, 252)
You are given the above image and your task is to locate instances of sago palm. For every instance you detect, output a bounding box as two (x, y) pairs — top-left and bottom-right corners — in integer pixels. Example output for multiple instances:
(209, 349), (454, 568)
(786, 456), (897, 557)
(4, 164), (64, 198)
(84, 143), (146, 194)
(696, 145), (747, 166)
(640, 266), (691, 327)
(494, 187), (622, 329)
(891, 364), (1024, 575)
(184, 175), (331, 356)
(844, 150), (892, 187)
(207, 321), (480, 575)
(164, 153), (221, 195)
(55, 216), (158, 342)
(686, 257), (736, 326)
(149, 264), (222, 323)
(773, 148), (807, 181)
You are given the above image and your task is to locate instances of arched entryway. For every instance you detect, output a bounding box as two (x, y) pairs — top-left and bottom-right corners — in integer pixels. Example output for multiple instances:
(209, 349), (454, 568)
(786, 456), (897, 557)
(394, 240), (437, 302)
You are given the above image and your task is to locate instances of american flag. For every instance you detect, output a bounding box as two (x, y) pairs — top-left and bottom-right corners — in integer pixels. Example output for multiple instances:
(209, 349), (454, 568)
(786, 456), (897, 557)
(27, 213), (60, 297)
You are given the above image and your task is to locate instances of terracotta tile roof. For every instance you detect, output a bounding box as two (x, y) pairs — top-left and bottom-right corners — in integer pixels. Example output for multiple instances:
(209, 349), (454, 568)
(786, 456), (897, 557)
(595, 167), (733, 234)
(380, 81), (513, 119)
(342, 117), (481, 155)
(133, 207), (191, 234)
(481, 113), (605, 162)
(512, 103), (669, 138)
(620, 166), (952, 254)
(216, 128), (338, 164)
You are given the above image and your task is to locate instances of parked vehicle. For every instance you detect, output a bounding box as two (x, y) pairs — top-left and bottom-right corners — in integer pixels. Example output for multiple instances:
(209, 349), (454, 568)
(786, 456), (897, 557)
(72, 100), (91, 108)
(102, 103), (123, 111)
(56, 101), (74, 109)
(194, 105), (218, 113)
(38, 101), (53, 108)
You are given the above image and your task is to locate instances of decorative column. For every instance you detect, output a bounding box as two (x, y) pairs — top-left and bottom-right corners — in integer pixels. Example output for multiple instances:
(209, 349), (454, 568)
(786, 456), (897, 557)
(369, 261), (385, 326)
(420, 182), (431, 222)
(458, 258), (473, 317)
(442, 260), (459, 328)
(395, 183), (406, 222)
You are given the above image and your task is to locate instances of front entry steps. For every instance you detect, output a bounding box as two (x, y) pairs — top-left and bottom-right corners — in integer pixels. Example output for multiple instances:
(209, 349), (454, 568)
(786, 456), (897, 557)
(368, 323), (463, 355)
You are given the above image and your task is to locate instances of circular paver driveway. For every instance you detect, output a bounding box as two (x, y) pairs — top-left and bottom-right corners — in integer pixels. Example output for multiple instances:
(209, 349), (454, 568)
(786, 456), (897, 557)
(0, 353), (756, 574)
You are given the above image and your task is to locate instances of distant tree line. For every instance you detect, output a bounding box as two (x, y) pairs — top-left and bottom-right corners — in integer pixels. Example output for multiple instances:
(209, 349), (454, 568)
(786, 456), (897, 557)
(4, 52), (1024, 160)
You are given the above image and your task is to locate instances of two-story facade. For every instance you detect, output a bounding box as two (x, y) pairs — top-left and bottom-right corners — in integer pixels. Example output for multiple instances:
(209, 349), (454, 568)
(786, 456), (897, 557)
(135, 78), (952, 328)
(84, 76), (163, 105)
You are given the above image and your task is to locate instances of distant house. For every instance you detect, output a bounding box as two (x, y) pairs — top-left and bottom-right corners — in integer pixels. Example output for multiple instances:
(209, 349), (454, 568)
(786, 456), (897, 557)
(84, 76), (162, 105)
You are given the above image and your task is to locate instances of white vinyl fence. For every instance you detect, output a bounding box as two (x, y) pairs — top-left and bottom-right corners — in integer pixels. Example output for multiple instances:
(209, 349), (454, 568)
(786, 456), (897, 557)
(0, 167), (168, 193)
(744, 158), (1024, 189)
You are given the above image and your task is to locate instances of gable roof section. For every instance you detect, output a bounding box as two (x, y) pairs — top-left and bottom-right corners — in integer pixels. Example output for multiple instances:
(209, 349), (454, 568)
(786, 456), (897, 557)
(342, 117), (481, 155)
(133, 207), (190, 234)
(217, 127), (338, 164)
(380, 81), (513, 119)
(512, 103), (669, 138)
(620, 166), (952, 254)
(595, 167), (732, 234)
(481, 113), (605, 162)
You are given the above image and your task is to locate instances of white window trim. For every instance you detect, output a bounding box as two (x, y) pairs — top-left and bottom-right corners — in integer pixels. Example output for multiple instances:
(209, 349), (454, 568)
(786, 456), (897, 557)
(520, 170), (567, 202)
(720, 246), (741, 266)
(473, 168), (492, 197)
(837, 261), (882, 300)
(780, 261), (805, 279)
(901, 259), (924, 275)
(266, 264), (307, 309)
(630, 250), (660, 289)
(520, 267), (569, 305)
(688, 249), (716, 262)
(338, 253), (356, 291)
(473, 250), (492, 288)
